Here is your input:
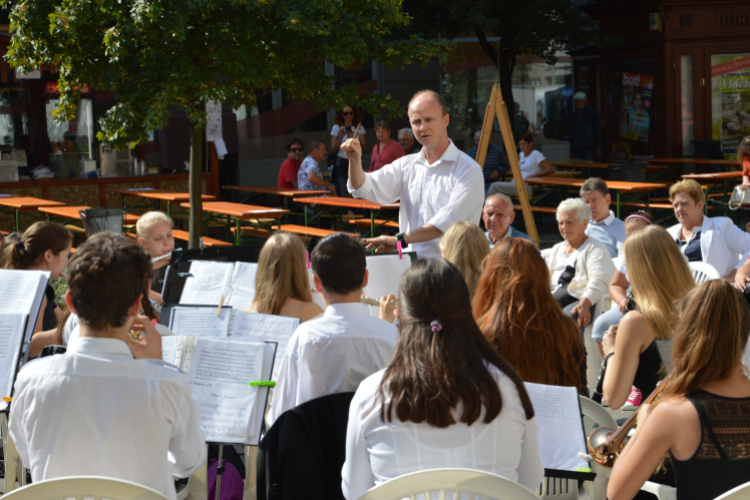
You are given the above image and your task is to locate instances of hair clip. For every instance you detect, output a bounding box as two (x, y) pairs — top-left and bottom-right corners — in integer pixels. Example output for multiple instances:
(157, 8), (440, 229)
(430, 320), (442, 333)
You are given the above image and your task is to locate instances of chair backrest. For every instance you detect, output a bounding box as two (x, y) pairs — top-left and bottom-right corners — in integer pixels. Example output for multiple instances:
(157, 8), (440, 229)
(79, 208), (126, 237)
(713, 480), (750, 500)
(579, 396), (617, 433)
(354, 468), (540, 500)
(539, 477), (578, 500)
(688, 262), (721, 285)
(1, 476), (170, 500)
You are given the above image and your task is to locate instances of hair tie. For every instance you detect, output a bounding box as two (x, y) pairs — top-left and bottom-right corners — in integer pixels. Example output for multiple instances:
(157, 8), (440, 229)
(625, 214), (652, 224)
(430, 320), (442, 333)
(16, 242), (25, 255)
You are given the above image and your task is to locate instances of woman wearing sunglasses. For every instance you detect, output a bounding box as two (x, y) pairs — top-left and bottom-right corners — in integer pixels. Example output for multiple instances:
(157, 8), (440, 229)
(331, 106), (366, 197)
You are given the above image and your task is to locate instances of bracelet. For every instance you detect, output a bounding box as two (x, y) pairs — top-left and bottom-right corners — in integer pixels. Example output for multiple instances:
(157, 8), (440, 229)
(603, 352), (614, 362)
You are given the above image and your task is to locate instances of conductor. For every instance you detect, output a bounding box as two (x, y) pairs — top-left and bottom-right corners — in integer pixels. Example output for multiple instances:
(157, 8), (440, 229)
(342, 90), (484, 259)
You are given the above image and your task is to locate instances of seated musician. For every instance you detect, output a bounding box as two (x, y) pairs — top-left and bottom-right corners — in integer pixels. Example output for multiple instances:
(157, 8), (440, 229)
(268, 233), (398, 425)
(136, 211), (175, 306)
(608, 281), (750, 500)
(439, 221), (489, 300)
(9, 233), (205, 499)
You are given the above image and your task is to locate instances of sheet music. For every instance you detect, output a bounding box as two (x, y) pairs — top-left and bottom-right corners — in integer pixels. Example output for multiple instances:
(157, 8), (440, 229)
(170, 307), (231, 337)
(230, 310), (300, 381)
(362, 254), (413, 317)
(161, 336), (179, 365)
(0, 270), (49, 344)
(524, 382), (588, 472)
(187, 338), (264, 443)
(0, 313), (26, 411)
(179, 261), (234, 305)
(226, 262), (258, 310)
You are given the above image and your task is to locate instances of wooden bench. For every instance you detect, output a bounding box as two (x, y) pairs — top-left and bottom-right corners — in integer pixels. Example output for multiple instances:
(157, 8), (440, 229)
(348, 219), (399, 230)
(513, 205), (557, 214)
(611, 201), (711, 211)
(126, 230), (232, 247)
(231, 226), (310, 243)
(280, 224), (361, 239)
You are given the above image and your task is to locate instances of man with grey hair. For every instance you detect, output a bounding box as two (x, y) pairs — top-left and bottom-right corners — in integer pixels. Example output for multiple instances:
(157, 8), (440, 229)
(579, 177), (626, 258)
(397, 128), (421, 155)
(467, 130), (510, 194)
(482, 193), (531, 248)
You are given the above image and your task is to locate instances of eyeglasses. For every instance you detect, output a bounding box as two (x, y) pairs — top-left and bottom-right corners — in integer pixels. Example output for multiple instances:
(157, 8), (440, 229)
(290, 147), (304, 153)
(342, 111), (354, 116)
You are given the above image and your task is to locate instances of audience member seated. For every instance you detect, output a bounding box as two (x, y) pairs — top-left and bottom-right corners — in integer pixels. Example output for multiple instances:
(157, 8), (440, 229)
(482, 193), (531, 248)
(592, 211), (654, 357)
(601, 225), (694, 410)
(341, 259), (542, 500)
(667, 179), (750, 279)
(467, 129), (511, 193)
(268, 233), (398, 425)
(0, 231), (21, 267)
(473, 238), (586, 394)
(397, 128), (421, 156)
(9, 233), (205, 499)
(369, 120), (405, 173)
(136, 211), (175, 306)
(299, 139), (337, 194)
(608, 280), (750, 500)
(439, 221), (489, 299)
(244, 232), (323, 322)
(5, 222), (73, 357)
(580, 177), (627, 258)
(486, 132), (554, 199)
(277, 137), (305, 189)
(544, 198), (615, 329)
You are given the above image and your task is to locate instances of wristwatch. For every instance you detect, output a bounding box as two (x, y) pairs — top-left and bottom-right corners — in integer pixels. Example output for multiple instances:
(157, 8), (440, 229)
(395, 233), (409, 248)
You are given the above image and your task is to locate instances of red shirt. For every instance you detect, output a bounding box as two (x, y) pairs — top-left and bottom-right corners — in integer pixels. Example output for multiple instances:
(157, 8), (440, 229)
(369, 139), (405, 173)
(278, 157), (302, 189)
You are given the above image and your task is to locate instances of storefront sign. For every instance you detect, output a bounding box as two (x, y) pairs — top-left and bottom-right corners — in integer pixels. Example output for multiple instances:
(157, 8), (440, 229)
(711, 54), (750, 156)
(619, 72), (653, 144)
(717, 11), (750, 27)
(43, 82), (93, 95)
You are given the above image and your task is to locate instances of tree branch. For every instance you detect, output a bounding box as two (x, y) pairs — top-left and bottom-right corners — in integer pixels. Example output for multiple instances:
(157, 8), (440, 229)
(474, 24), (498, 68)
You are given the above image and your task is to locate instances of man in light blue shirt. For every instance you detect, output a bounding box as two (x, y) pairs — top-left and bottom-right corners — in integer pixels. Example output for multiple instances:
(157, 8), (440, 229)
(482, 193), (532, 249)
(580, 177), (626, 258)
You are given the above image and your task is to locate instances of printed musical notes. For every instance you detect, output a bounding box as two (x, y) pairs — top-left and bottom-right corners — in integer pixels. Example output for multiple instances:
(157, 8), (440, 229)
(179, 261), (234, 305)
(170, 307), (231, 337)
(230, 311), (299, 381)
(0, 313), (26, 411)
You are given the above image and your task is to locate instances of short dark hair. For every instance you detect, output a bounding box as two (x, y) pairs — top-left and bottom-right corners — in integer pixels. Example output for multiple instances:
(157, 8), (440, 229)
(518, 132), (534, 144)
(580, 177), (609, 198)
(67, 232), (152, 332)
(311, 233), (365, 294)
(307, 139), (325, 155)
(286, 138), (304, 152)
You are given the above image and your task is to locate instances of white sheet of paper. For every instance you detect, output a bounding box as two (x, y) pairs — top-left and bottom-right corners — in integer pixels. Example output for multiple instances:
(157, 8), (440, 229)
(180, 261), (234, 305)
(170, 307), (231, 337)
(226, 262), (258, 310)
(524, 382), (588, 472)
(161, 336), (179, 365)
(362, 254), (412, 317)
(188, 338), (264, 443)
(0, 313), (26, 411)
(229, 311), (300, 381)
(0, 270), (49, 344)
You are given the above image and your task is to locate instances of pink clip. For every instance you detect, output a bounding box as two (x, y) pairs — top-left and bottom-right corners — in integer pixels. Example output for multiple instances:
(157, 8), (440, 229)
(397, 240), (403, 260)
(151, 319), (157, 326)
(306, 250), (310, 269)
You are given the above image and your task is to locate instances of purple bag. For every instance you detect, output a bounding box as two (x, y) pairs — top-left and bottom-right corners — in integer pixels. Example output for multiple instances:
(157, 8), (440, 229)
(207, 458), (245, 500)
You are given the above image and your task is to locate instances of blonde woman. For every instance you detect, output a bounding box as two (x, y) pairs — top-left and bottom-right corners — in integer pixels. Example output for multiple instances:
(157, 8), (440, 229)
(439, 221), (490, 299)
(602, 224), (694, 409)
(245, 232), (323, 323)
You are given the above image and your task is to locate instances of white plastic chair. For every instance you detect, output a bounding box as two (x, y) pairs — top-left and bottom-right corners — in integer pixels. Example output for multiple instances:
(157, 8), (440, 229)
(1, 476), (171, 499)
(584, 297), (607, 393)
(578, 397), (616, 500)
(640, 481), (676, 500)
(354, 468), (541, 500)
(714, 480), (750, 499)
(538, 476), (578, 500)
(688, 262), (721, 285)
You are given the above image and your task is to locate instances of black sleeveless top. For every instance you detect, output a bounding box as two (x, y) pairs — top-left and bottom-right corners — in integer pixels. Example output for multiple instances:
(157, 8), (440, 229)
(632, 340), (662, 397)
(672, 390), (750, 500)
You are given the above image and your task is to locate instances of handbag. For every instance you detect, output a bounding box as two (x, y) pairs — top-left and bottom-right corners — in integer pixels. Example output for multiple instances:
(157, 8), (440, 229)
(729, 185), (748, 211)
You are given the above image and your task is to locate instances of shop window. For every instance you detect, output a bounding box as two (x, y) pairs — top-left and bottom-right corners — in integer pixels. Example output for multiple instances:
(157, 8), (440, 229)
(46, 98), (93, 179)
(710, 53), (750, 158)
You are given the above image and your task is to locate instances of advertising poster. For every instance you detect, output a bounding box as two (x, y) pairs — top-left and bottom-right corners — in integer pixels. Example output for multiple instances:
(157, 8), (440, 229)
(711, 54), (750, 157)
(619, 72), (653, 144)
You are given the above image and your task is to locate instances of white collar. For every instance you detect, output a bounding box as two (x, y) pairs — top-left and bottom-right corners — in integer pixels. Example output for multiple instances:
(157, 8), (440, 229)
(416, 140), (458, 167)
(324, 302), (370, 317)
(66, 336), (134, 358)
(592, 210), (616, 226)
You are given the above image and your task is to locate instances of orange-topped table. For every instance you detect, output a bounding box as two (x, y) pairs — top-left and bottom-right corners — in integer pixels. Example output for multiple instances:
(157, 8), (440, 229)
(114, 188), (216, 217)
(682, 171), (744, 216)
(223, 185), (330, 215)
(648, 158), (741, 167)
(0, 196), (67, 231)
(292, 195), (399, 234)
(38, 206), (141, 227)
(549, 160), (668, 171)
(179, 201), (289, 244)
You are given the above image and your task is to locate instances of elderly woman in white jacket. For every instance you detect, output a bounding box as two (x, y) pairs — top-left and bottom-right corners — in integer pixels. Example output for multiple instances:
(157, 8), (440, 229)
(545, 198), (616, 329)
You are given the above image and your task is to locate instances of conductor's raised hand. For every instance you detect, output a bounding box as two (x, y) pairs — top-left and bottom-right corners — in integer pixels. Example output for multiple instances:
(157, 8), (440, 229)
(362, 235), (397, 254)
(127, 315), (163, 360)
(341, 137), (362, 162)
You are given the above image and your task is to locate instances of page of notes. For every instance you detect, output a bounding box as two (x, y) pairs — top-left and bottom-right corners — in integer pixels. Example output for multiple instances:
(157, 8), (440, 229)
(170, 307), (231, 337)
(524, 382), (588, 472)
(0, 313), (25, 411)
(226, 262), (258, 310)
(187, 338), (265, 443)
(179, 261), (234, 305)
(230, 310), (300, 381)
(362, 254), (413, 317)
(161, 336), (179, 366)
(0, 270), (48, 343)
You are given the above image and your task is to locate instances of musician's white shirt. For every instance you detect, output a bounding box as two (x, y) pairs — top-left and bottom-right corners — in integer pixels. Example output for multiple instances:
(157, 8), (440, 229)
(9, 337), (206, 500)
(268, 302), (398, 425)
(341, 366), (544, 500)
(348, 140), (485, 259)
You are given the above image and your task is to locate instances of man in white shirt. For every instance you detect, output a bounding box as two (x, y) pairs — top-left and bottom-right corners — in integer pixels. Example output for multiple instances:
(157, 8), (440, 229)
(342, 90), (485, 259)
(268, 233), (398, 425)
(9, 233), (205, 500)
(579, 177), (626, 258)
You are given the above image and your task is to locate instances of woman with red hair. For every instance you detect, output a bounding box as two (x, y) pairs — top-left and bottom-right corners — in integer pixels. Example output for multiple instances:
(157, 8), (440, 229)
(473, 237), (586, 394)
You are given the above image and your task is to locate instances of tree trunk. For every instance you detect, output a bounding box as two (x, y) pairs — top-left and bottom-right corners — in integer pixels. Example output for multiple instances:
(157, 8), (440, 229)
(188, 117), (204, 249)
(473, 25), (517, 126)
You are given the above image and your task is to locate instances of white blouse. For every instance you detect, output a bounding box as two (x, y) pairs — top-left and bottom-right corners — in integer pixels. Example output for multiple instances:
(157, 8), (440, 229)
(341, 366), (543, 500)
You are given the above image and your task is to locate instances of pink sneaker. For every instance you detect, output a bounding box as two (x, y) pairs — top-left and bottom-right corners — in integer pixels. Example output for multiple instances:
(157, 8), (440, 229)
(622, 387), (642, 411)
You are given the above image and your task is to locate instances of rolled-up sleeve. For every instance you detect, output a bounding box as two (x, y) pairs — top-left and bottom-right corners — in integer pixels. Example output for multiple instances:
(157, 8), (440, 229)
(348, 160), (403, 204)
(427, 163), (485, 232)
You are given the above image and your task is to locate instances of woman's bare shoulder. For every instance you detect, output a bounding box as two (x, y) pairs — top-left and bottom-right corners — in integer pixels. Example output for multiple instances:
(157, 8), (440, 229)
(282, 297), (324, 323)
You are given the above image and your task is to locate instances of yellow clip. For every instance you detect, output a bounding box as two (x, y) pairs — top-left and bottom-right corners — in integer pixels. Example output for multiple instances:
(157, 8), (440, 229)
(2, 396), (12, 402)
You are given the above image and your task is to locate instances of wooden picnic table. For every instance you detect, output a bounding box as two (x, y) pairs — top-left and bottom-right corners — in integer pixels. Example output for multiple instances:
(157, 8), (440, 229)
(179, 201), (288, 245)
(38, 206), (141, 226)
(0, 196), (67, 231)
(114, 188), (216, 217)
(222, 185), (330, 213)
(648, 158), (741, 167)
(292, 196), (399, 235)
(524, 177), (668, 217)
(682, 171), (744, 215)
(549, 160), (668, 171)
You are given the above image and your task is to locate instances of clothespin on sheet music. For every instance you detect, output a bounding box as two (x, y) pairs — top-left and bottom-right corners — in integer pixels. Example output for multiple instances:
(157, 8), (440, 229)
(248, 381), (276, 387)
(2, 396), (12, 403)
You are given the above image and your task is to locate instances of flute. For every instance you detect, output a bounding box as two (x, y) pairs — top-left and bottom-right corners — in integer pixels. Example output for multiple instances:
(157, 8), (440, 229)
(310, 288), (384, 307)
(151, 252), (172, 263)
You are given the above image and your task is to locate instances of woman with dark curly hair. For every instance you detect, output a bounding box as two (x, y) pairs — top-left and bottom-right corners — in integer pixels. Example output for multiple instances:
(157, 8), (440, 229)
(330, 105), (366, 197)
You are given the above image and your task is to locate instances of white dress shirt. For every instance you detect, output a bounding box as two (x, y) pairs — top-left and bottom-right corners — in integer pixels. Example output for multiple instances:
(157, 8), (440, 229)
(667, 216), (750, 278)
(9, 337), (206, 500)
(348, 140), (485, 259)
(268, 302), (399, 425)
(341, 366), (544, 500)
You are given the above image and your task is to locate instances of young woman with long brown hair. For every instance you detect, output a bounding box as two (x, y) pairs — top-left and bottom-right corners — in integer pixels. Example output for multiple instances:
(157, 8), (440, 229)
(440, 221), (490, 300)
(342, 259), (542, 500)
(473, 237), (586, 394)
(608, 280), (750, 500)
